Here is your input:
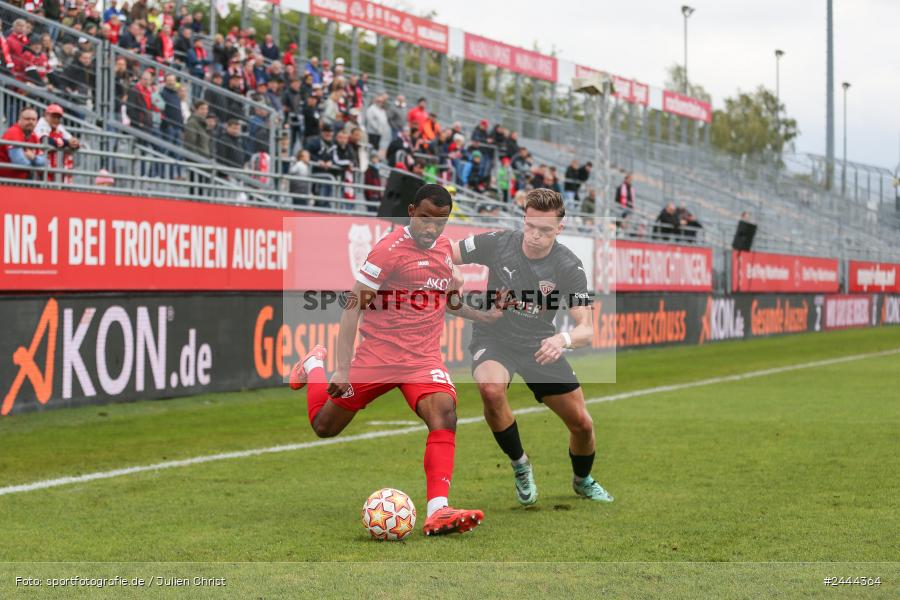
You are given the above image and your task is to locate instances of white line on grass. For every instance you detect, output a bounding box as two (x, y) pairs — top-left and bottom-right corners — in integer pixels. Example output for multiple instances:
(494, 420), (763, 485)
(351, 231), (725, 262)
(1, 347), (897, 497)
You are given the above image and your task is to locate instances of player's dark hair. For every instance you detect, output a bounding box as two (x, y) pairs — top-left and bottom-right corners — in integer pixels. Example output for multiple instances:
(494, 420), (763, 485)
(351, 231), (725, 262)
(525, 188), (565, 218)
(414, 183), (452, 209)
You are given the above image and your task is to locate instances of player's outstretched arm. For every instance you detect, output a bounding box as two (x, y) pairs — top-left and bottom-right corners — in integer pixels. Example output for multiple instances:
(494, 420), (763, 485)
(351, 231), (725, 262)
(446, 295), (504, 324)
(327, 280), (373, 398)
(535, 306), (594, 365)
(564, 305), (595, 348)
(446, 267), (505, 324)
(450, 239), (463, 264)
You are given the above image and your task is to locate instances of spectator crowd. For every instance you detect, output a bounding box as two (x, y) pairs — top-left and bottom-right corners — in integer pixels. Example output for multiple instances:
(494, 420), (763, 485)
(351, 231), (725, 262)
(0, 0), (701, 237)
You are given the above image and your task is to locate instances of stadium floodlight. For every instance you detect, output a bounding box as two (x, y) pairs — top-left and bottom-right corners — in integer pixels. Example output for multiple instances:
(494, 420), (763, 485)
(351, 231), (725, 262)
(775, 49), (785, 135)
(826, 0), (834, 190)
(573, 73), (615, 293)
(681, 5), (695, 94)
(572, 73), (615, 222)
(842, 81), (851, 195)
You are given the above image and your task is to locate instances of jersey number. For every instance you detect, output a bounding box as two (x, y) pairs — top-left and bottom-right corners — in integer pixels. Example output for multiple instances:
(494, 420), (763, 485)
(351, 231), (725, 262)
(430, 369), (453, 385)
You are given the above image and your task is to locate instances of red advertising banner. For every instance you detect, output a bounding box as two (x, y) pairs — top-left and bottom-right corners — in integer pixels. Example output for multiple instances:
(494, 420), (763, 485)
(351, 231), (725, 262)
(824, 295), (873, 330)
(309, 0), (449, 53)
(307, 0), (345, 21)
(632, 80), (649, 105)
(595, 240), (713, 292)
(612, 75), (633, 102)
(0, 188), (498, 292)
(662, 90), (712, 123)
(731, 251), (839, 293)
(464, 33), (557, 82)
(282, 220), (491, 292)
(848, 260), (900, 293)
(1, 188), (302, 291)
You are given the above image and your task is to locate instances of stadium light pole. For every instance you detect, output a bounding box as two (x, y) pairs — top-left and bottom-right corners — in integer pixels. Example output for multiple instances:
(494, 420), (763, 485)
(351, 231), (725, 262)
(774, 49), (784, 125)
(841, 81), (850, 195)
(895, 136), (900, 212)
(825, 0), (835, 190)
(681, 5), (695, 94)
(573, 73), (614, 294)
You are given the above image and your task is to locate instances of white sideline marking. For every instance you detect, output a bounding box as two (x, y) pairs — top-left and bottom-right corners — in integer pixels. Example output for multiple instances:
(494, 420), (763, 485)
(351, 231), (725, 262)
(367, 420), (419, 426)
(1, 348), (897, 498)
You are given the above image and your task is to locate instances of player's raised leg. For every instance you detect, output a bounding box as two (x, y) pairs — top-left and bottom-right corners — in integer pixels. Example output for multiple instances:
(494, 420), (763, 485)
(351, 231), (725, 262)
(541, 389), (613, 502)
(474, 360), (537, 506)
(289, 345), (356, 438)
(413, 392), (484, 535)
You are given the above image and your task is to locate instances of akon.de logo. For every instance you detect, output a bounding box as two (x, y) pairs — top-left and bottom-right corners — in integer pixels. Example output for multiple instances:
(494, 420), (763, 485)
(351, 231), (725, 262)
(2, 298), (58, 416)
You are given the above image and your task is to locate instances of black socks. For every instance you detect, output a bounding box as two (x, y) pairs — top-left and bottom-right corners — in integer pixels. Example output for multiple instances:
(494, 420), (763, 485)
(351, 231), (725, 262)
(492, 420), (525, 462)
(569, 450), (595, 479)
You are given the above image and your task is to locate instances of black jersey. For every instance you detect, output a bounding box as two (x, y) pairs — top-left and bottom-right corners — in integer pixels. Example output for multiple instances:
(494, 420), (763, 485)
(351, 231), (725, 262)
(458, 230), (592, 350)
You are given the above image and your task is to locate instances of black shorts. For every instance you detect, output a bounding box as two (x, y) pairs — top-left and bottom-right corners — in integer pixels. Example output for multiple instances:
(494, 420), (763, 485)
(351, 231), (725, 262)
(469, 336), (581, 402)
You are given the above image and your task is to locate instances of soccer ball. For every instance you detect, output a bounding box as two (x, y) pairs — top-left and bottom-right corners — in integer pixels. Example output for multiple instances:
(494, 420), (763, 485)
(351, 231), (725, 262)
(362, 488), (417, 541)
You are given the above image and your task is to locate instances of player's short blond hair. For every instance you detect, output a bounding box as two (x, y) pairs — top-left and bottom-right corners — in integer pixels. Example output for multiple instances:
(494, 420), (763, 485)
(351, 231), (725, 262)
(525, 188), (565, 218)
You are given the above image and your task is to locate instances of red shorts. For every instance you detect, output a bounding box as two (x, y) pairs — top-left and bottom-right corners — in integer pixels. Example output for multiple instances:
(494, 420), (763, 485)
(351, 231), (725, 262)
(329, 361), (457, 413)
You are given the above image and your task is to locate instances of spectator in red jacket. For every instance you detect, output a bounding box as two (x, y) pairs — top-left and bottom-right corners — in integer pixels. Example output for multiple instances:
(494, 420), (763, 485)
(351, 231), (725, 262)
(107, 13), (123, 45)
(0, 107), (46, 180)
(6, 19), (30, 73)
(283, 42), (297, 69)
(21, 35), (49, 87)
(0, 20), (16, 74)
(407, 96), (428, 131)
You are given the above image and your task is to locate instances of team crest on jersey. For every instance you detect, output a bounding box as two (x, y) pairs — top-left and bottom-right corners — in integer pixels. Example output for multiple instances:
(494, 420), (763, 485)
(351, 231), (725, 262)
(444, 255), (454, 269)
(341, 384), (355, 399)
(539, 280), (557, 295)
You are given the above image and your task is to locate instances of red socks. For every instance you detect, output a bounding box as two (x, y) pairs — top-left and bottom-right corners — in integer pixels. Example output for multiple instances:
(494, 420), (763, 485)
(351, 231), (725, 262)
(424, 429), (456, 502)
(305, 367), (329, 425)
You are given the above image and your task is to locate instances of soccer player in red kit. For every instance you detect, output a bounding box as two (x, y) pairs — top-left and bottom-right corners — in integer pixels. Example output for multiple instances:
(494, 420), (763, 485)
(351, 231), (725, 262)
(289, 184), (491, 536)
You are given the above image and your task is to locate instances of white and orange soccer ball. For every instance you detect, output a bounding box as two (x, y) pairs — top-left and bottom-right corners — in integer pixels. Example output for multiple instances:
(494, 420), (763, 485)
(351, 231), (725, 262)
(362, 488), (417, 541)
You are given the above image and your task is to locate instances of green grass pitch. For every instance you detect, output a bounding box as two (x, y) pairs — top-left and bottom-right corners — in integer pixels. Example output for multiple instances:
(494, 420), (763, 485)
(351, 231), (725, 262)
(1, 327), (898, 598)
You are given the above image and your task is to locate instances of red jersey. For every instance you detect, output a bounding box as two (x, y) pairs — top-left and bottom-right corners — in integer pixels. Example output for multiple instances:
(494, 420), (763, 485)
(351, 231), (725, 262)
(108, 22), (121, 45)
(0, 33), (14, 70)
(353, 226), (455, 369)
(407, 105), (427, 130)
(0, 124), (40, 180)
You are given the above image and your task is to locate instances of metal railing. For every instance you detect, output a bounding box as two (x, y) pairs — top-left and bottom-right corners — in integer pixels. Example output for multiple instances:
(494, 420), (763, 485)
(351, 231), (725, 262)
(0, 131), (512, 219)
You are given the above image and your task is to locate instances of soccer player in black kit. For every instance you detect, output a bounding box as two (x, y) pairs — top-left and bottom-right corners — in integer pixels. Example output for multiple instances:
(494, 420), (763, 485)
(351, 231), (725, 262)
(452, 189), (613, 505)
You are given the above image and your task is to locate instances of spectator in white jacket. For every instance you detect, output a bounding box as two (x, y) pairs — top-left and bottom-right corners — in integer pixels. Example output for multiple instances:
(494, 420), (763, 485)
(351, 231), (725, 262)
(365, 93), (390, 156)
(288, 148), (311, 205)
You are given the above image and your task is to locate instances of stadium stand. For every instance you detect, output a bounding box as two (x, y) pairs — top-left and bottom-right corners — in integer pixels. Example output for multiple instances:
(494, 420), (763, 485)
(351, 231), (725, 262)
(1, 0), (898, 277)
